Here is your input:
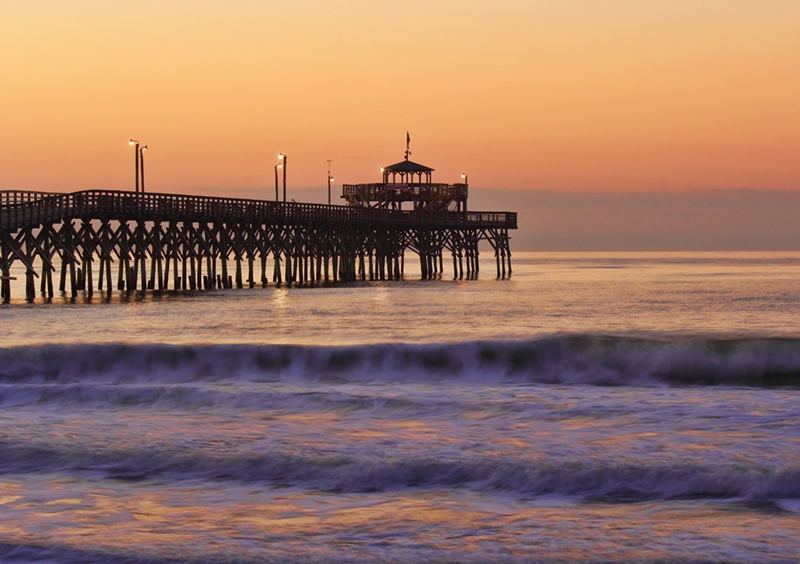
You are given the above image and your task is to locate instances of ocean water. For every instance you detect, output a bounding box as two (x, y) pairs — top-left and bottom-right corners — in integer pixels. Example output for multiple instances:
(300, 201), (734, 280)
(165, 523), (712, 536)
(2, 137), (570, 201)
(1, 252), (800, 563)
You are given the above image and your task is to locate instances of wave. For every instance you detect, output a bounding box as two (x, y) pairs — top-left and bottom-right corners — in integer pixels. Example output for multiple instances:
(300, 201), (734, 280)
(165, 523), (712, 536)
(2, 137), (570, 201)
(0, 383), (456, 413)
(0, 441), (797, 502)
(0, 543), (357, 564)
(2, 336), (800, 390)
(0, 543), (188, 564)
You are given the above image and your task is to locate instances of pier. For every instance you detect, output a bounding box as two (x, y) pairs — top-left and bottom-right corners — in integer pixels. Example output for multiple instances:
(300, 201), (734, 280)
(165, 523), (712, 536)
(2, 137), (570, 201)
(0, 157), (516, 302)
(0, 190), (515, 301)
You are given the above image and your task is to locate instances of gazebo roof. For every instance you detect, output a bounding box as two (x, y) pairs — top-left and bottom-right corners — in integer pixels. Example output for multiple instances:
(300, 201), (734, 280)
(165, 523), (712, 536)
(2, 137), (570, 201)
(383, 159), (434, 173)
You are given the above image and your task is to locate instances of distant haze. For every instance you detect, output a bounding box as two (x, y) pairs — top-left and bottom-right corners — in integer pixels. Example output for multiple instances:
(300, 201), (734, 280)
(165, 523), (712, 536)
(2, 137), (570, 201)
(469, 189), (800, 251)
(225, 186), (800, 252)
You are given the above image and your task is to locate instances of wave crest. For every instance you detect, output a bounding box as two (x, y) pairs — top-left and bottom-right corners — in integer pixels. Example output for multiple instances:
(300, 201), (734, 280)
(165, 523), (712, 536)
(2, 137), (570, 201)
(0, 442), (797, 501)
(2, 337), (800, 388)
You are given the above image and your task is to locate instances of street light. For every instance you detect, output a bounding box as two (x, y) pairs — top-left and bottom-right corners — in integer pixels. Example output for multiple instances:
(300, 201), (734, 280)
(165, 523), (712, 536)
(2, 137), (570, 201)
(129, 139), (140, 193)
(461, 173), (468, 212)
(139, 146), (148, 194)
(278, 153), (287, 202)
(327, 159), (333, 205)
(274, 163), (281, 201)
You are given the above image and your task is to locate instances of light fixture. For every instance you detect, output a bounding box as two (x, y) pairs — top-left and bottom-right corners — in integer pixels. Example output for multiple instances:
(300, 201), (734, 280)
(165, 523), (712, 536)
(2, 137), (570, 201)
(130, 139), (140, 193)
(139, 145), (148, 194)
(278, 154), (287, 202)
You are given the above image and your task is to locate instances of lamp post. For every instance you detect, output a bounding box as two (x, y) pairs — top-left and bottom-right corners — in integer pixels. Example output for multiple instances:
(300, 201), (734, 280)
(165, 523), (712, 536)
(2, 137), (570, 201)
(140, 146), (148, 194)
(129, 139), (140, 193)
(327, 159), (333, 205)
(278, 153), (287, 202)
(461, 173), (468, 212)
(274, 163), (280, 201)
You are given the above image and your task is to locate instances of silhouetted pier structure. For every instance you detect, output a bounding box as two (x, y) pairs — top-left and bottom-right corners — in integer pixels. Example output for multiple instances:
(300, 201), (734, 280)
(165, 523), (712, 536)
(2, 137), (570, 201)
(343, 159), (468, 212)
(0, 162), (515, 302)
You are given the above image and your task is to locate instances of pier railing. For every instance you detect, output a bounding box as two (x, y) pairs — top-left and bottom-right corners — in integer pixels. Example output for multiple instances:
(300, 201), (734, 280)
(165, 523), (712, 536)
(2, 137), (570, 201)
(343, 183), (468, 199)
(0, 191), (60, 206)
(0, 190), (516, 232)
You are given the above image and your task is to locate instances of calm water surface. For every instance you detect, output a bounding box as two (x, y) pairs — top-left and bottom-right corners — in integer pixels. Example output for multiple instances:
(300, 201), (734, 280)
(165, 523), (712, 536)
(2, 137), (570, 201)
(5, 251), (800, 345)
(1, 252), (800, 562)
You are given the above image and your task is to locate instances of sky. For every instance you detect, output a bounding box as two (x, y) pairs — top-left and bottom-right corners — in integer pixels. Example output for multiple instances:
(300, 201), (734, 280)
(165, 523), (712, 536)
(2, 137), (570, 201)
(1, 0), (799, 196)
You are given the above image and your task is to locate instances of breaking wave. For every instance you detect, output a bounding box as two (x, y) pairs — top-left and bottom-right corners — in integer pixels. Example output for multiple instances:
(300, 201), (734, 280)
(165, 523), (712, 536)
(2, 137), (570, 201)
(0, 441), (797, 501)
(2, 336), (800, 389)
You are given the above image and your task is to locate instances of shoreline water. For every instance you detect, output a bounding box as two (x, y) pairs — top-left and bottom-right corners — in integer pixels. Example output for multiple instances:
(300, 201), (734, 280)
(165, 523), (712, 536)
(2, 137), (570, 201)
(2, 252), (799, 562)
(4, 251), (800, 347)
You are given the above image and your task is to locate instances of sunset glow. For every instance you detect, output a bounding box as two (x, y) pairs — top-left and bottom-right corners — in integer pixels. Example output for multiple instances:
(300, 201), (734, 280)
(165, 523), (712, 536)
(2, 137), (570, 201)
(1, 1), (798, 194)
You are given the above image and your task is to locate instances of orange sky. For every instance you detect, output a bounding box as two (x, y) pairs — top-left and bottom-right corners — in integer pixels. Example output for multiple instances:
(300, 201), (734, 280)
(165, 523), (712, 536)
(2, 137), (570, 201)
(1, 0), (798, 196)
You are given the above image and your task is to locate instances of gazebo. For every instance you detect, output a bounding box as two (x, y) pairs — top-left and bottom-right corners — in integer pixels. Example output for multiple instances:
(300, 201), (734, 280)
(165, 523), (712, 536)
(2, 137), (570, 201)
(380, 159), (433, 185)
(342, 139), (468, 212)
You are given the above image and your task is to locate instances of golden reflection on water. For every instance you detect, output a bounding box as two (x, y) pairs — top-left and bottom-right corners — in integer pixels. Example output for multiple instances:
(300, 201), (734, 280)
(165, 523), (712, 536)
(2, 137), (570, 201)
(2, 476), (800, 561)
(271, 288), (289, 310)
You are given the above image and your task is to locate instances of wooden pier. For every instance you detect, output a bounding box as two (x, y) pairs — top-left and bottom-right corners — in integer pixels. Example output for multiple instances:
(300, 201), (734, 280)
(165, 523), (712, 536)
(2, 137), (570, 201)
(0, 189), (516, 301)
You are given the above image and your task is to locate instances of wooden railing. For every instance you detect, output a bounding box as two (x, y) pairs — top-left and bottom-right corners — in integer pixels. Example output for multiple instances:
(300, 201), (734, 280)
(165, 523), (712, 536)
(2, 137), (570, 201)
(0, 191), (59, 207)
(0, 190), (516, 232)
(343, 183), (468, 202)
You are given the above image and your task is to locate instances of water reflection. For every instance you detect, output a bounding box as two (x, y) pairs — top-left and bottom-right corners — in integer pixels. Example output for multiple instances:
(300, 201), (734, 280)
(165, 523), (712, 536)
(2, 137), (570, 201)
(2, 480), (798, 562)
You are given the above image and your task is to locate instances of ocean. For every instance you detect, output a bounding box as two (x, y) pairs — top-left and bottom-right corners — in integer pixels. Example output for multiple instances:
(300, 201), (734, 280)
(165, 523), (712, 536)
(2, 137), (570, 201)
(1, 252), (800, 563)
